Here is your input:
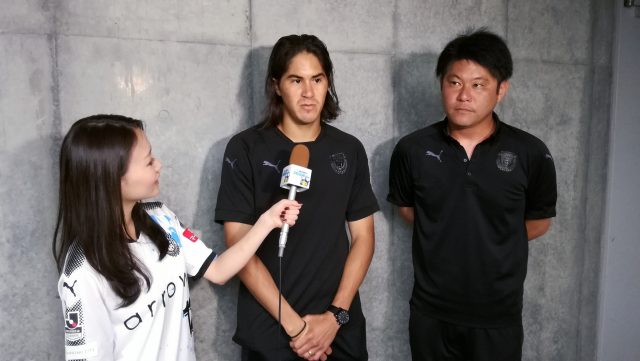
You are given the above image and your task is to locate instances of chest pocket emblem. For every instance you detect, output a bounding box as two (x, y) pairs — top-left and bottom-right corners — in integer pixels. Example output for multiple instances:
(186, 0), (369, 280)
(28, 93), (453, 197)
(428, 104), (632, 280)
(496, 151), (517, 172)
(330, 152), (348, 175)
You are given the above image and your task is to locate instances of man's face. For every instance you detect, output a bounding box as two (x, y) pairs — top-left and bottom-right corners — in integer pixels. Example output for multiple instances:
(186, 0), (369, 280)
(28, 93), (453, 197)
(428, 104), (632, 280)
(441, 59), (509, 130)
(275, 51), (329, 126)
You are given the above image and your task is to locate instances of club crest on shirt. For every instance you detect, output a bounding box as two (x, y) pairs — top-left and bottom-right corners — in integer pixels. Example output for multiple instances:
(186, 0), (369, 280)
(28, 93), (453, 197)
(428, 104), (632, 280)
(496, 151), (517, 172)
(65, 311), (84, 342)
(166, 235), (181, 257)
(329, 152), (348, 175)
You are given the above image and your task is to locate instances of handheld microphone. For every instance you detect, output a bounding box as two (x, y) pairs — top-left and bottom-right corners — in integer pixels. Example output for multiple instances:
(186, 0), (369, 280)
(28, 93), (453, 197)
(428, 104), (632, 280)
(278, 144), (311, 257)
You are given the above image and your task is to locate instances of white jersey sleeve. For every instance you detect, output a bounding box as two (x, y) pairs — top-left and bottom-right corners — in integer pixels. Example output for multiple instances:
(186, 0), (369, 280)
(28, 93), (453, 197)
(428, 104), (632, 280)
(143, 202), (216, 278)
(58, 245), (115, 360)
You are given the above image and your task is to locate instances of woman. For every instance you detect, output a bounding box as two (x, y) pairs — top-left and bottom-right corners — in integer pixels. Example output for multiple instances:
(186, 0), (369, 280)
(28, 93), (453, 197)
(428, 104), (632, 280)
(53, 114), (301, 360)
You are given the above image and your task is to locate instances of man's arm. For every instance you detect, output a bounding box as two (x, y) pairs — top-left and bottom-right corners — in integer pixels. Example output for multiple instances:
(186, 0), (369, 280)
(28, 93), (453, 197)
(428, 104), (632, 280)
(224, 221), (306, 337)
(290, 215), (375, 360)
(398, 206), (414, 224)
(526, 218), (552, 240)
(332, 215), (376, 309)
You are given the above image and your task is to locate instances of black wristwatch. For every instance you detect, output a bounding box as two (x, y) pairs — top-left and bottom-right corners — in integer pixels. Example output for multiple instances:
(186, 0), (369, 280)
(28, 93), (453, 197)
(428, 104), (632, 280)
(327, 305), (350, 326)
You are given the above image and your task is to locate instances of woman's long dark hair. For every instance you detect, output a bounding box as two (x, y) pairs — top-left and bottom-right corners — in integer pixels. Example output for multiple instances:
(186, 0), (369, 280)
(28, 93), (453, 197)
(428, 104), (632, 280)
(262, 34), (341, 127)
(53, 114), (169, 307)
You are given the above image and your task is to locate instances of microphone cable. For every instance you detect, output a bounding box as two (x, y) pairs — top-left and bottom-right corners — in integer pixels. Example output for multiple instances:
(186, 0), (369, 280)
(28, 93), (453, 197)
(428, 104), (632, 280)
(278, 255), (284, 361)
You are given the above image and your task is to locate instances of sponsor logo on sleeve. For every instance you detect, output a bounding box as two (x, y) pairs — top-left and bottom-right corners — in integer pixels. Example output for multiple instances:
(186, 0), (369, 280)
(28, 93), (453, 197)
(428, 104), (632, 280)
(183, 228), (199, 242)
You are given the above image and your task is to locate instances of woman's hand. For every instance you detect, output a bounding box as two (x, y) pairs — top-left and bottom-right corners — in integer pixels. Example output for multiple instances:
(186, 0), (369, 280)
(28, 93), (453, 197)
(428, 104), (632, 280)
(263, 199), (302, 229)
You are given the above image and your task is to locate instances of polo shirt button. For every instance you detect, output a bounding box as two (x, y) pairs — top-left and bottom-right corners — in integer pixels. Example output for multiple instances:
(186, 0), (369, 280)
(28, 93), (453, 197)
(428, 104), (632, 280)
(463, 159), (468, 163)
(467, 172), (472, 176)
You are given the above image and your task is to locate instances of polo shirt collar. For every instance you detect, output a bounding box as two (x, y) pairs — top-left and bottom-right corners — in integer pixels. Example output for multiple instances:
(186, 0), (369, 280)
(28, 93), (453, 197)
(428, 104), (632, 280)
(440, 112), (503, 145)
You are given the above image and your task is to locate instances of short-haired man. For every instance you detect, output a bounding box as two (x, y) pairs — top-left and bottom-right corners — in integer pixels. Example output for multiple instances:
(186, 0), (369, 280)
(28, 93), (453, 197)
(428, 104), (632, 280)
(216, 34), (379, 361)
(387, 29), (557, 361)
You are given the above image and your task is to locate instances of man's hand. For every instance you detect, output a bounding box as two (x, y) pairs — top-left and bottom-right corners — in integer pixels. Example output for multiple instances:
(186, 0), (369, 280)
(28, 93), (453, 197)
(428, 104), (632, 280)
(290, 312), (338, 360)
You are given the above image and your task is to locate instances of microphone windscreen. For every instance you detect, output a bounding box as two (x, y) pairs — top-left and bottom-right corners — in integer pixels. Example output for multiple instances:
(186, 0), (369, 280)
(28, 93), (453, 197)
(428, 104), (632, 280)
(289, 144), (310, 168)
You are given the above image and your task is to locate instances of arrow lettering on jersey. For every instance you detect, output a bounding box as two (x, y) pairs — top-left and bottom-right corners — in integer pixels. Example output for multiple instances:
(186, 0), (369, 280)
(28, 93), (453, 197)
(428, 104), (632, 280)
(183, 298), (193, 335)
(63, 280), (78, 297)
(123, 273), (188, 331)
(262, 160), (281, 173)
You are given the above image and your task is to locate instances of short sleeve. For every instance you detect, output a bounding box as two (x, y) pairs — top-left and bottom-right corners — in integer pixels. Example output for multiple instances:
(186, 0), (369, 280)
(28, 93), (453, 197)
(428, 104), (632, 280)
(147, 205), (216, 278)
(346, 141), (380, 222)
(525, 141), (557, 220)
(214, 136), (258, 225)
(387, 139), (414, 207)
(58, 270), (114, 360)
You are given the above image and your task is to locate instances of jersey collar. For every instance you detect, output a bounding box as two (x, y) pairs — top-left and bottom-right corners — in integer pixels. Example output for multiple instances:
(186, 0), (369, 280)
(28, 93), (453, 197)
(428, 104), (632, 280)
(440, 112), (503, 145)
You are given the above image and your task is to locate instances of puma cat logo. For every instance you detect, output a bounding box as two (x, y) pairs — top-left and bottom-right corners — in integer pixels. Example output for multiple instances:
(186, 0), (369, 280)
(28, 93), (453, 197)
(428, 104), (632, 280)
(225, 157), (237, 169)
(425, 150), (443, 163)
(262, 160), (281, 173)
(63, 280), (78, 297)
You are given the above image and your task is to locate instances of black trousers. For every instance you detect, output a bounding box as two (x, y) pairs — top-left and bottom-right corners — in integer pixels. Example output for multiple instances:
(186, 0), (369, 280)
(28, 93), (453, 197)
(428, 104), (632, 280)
(409, 309), (523, 361)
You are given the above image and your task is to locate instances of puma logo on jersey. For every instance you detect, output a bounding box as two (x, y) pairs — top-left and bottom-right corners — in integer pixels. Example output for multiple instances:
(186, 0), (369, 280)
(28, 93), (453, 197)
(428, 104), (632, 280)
(262, 160), (281, 173)
(225, 157), (237, 169)
(425, 150), (443, 163)
(63, 280), (78, 297)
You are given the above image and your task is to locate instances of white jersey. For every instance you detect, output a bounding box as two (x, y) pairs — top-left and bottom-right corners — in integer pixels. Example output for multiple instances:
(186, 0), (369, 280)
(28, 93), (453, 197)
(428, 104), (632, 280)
(57, 202), (216, 361)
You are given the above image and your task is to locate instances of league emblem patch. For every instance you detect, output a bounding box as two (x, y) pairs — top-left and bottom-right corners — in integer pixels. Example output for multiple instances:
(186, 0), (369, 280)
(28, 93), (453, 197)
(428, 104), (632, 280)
(496, 151), (517, 172)
(65, 311), (83, 342)
(329, 153), (348, 175)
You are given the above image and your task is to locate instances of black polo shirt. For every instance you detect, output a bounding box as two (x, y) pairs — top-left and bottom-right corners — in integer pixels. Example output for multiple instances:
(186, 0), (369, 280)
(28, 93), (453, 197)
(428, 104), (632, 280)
(215, 123), (379, 359)
(387, 114), (557, 327)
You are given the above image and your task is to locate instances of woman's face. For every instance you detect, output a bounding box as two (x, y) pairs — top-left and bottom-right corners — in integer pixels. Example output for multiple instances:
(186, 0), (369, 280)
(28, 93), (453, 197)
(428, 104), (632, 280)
(121, 129), (162, 205)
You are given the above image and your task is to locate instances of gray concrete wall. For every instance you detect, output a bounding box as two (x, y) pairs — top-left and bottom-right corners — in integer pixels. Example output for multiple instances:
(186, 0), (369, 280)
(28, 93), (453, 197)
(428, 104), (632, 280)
(0, 1), (613, 360)
(598, 3), (640, 361)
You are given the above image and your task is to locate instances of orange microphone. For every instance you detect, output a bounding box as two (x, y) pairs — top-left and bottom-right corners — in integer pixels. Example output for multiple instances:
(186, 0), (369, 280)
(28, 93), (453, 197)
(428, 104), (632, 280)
(278, 144), (312, 257)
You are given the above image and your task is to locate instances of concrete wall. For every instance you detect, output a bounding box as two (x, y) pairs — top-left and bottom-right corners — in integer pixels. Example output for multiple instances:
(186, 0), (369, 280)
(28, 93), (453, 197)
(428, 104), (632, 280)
(0, 1), (613, 360)
(598, 3), (640, 361)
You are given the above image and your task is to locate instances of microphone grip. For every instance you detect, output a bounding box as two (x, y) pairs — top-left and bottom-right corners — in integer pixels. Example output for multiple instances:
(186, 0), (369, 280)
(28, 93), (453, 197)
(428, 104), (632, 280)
(278, 186), (298, 257)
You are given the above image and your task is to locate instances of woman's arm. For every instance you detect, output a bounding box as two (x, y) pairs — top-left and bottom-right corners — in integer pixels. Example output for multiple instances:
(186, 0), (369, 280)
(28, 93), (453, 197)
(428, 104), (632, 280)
(203, 199), (300, 285)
